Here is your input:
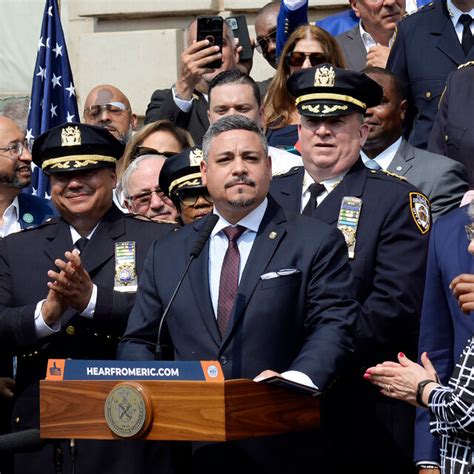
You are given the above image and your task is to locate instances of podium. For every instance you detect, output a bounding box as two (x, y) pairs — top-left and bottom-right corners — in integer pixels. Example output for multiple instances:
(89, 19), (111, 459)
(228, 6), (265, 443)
(40, 360), (320, 442)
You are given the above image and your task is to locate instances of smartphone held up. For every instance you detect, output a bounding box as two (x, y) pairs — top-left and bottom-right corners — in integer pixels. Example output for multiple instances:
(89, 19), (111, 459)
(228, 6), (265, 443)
(196, 16), (224, 70)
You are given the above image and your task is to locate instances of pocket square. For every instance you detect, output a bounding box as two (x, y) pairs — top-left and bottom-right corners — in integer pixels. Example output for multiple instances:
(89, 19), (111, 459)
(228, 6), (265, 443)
(260, 268), (301, 280)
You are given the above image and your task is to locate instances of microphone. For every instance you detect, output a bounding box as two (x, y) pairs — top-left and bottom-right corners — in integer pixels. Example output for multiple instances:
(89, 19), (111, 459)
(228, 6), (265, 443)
(155, 214), (219, 360)
(0, 429), (45, 453)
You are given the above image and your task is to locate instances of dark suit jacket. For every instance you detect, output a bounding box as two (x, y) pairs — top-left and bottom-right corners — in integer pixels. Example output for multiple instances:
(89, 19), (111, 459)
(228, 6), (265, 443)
(118, 197), (359, 472)
(336, 25), (367, 71)
(385, 138), (468, 221)
(0, 205), (175, 474)
(270, 160), (430, 468)
(388, 0), (474, 149)
(428, 64), (474, 187)
(17, 193), (57, 229)
(144, 88), (209, 145)
(414, 205), (474, 465)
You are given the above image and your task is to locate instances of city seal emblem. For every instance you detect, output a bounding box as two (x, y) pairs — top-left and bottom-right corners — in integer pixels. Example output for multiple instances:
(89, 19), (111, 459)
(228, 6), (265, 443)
(104, 382), (152, 438)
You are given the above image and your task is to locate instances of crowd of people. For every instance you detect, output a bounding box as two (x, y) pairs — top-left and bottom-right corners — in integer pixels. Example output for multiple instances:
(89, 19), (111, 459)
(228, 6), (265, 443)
(0, 0), (473, 473)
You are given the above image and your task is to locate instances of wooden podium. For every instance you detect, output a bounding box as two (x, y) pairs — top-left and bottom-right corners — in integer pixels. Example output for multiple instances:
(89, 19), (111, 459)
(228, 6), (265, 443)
(40, 360), (320, 442)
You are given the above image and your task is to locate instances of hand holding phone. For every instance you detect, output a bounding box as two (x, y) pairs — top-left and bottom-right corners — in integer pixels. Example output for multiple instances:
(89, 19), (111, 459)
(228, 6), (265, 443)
(196, 16), (224, 70)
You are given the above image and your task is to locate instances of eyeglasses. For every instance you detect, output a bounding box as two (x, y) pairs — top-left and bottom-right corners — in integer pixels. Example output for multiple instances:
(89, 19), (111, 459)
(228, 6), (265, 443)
(177, 188), (213, 207)
(0, 140), (29, 159)
(128, 188), (167, 207)
(133, 146), (177, 160)
(285, 51), (328, 68)
(256, 29), (277, 54)
(84, 102), (129, 119)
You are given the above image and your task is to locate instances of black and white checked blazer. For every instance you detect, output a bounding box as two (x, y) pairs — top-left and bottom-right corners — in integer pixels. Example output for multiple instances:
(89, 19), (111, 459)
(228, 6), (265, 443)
(429, 338), (474, 474)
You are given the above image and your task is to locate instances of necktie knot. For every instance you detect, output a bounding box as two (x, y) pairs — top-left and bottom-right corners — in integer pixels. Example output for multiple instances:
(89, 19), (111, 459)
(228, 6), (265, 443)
(460, 14), (472, 27)
(75, 237), (89, 253)
(365, 159), (381, 170)
(222, 225), (246, 244)
(302, 182), (325, 216)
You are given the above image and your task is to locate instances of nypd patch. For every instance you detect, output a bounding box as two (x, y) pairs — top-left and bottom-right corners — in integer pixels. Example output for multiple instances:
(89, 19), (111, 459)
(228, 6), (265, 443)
(409, 192), (430, 234)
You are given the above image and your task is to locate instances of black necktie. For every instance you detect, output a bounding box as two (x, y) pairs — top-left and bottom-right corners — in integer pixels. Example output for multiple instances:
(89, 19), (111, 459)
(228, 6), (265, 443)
(302, 182), (325, 216)
(217, 225), (246, 338)
(75, 237), (89, 253)
(460, 14), (473, 55)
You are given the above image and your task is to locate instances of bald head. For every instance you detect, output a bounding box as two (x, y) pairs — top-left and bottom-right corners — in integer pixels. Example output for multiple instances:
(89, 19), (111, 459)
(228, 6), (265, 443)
(255, 1), (280, 68)
(83, 84), (137, 144)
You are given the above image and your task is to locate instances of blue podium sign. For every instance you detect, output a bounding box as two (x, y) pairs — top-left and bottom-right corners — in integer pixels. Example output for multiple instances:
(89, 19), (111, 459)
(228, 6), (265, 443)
(46, 359), (224, 382)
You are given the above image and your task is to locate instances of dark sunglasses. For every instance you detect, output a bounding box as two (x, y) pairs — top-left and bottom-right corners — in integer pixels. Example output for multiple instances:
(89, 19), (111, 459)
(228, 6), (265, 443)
(176, 188), (213, 207)
(133, 146), (177, 160)
(285, 51), (328, 68)
(256, 29), (277, 54)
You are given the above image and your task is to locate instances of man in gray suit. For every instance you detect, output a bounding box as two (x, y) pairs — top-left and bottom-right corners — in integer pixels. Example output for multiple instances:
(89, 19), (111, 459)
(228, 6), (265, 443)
(336, 0), (405, 71)
(362, 67), (468, 221)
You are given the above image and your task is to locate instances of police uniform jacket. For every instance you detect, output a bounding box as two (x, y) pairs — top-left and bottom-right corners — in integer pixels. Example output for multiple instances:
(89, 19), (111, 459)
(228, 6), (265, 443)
(428, 64), (474, 187)
(270, 159), (431, 467)
(388, 0), (474, 149)
(415, 205), (474, 467)
(0, 204), (175, 474)
(144, 88), (209, 145)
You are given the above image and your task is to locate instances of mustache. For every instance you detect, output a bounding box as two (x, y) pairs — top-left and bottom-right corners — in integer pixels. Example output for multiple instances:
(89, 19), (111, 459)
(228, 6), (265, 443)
(224, 176), (256, 188)
(63, 189), (94, 198)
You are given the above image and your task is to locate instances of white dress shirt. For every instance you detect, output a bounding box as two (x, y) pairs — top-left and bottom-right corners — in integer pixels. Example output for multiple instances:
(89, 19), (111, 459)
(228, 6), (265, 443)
(360, 136), (403, 170)
(0, 196), (21, 238)
(447, 0), (474, 42)
(301, 170), (347, 212)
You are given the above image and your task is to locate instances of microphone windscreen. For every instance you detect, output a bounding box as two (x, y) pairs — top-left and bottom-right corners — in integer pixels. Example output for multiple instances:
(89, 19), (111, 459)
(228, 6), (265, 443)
(190, 214), (219, 257)
(0, 429), (44, 453)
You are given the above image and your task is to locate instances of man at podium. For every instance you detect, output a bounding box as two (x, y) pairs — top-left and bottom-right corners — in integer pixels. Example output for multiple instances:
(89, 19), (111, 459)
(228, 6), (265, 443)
(118, 116), (360, 473)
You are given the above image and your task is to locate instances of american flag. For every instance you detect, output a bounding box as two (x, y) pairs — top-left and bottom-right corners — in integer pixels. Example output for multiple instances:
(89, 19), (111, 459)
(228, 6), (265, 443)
(25, 0), (79, 197)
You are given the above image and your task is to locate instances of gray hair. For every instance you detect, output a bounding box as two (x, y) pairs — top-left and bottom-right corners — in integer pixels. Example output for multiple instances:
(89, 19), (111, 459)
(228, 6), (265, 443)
(120, 154), (166, 199)
(202, 115), (268, 161)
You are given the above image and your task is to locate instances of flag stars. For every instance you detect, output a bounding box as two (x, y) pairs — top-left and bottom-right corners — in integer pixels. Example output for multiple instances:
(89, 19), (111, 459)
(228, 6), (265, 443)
(46, 37), (51, 48)
(51, 73), (62, 88)
(52, 43), (63, 57)
(25, 129), (35, 141)
(50, 103), (58, 118)
(48, 6), (53, 16)
(37, 36), (45, 51)
(66, 111), (75, 123)
(65, 82), (76, 97)
(36, 66), (46, 81)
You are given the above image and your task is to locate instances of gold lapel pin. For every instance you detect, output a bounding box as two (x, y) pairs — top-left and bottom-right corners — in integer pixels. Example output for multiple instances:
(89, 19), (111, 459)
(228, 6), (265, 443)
(269, 231), (277, 240)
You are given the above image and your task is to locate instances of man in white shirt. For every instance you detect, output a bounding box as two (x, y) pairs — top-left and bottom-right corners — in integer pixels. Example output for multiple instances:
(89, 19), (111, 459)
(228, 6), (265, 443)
(118, 114), (359, 473)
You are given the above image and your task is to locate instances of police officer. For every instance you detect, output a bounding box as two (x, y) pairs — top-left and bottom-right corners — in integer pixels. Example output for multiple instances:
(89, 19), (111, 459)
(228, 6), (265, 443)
(0, 123), (175, 474)
(270, 64), (431, 473)
(159, 146), (213, 225)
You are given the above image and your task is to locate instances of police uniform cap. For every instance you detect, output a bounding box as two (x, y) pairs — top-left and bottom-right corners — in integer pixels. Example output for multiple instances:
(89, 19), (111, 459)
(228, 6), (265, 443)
(287, 63), (383, 117)
(159, 146), (206, 198)
(32, 122), (124, 174)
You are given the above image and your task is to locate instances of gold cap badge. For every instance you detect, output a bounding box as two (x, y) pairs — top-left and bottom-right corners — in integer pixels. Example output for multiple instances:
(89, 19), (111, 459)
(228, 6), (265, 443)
(314, 66), (336, 87)
(189, 148), (204, 166)
(61, 126), (81, 147)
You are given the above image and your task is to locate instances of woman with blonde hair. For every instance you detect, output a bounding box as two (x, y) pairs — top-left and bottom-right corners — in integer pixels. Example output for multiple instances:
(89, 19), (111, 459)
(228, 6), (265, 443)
(119, 119), (194, 178)
(263, 24), (347, 148)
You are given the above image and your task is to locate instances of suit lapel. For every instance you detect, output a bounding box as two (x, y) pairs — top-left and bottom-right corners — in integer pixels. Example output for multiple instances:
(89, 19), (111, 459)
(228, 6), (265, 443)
(434, 5), (466, 65)
(44, 218), (74, 263)
(78, 206), (124, 275)
(387, 139), (414, 176)
(193, 91), (211, 132)
(222, 198), (287, 345)
(270, 167), (304, 213)
(314, 159), (367, 225)
(186, 216), (221, 347)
